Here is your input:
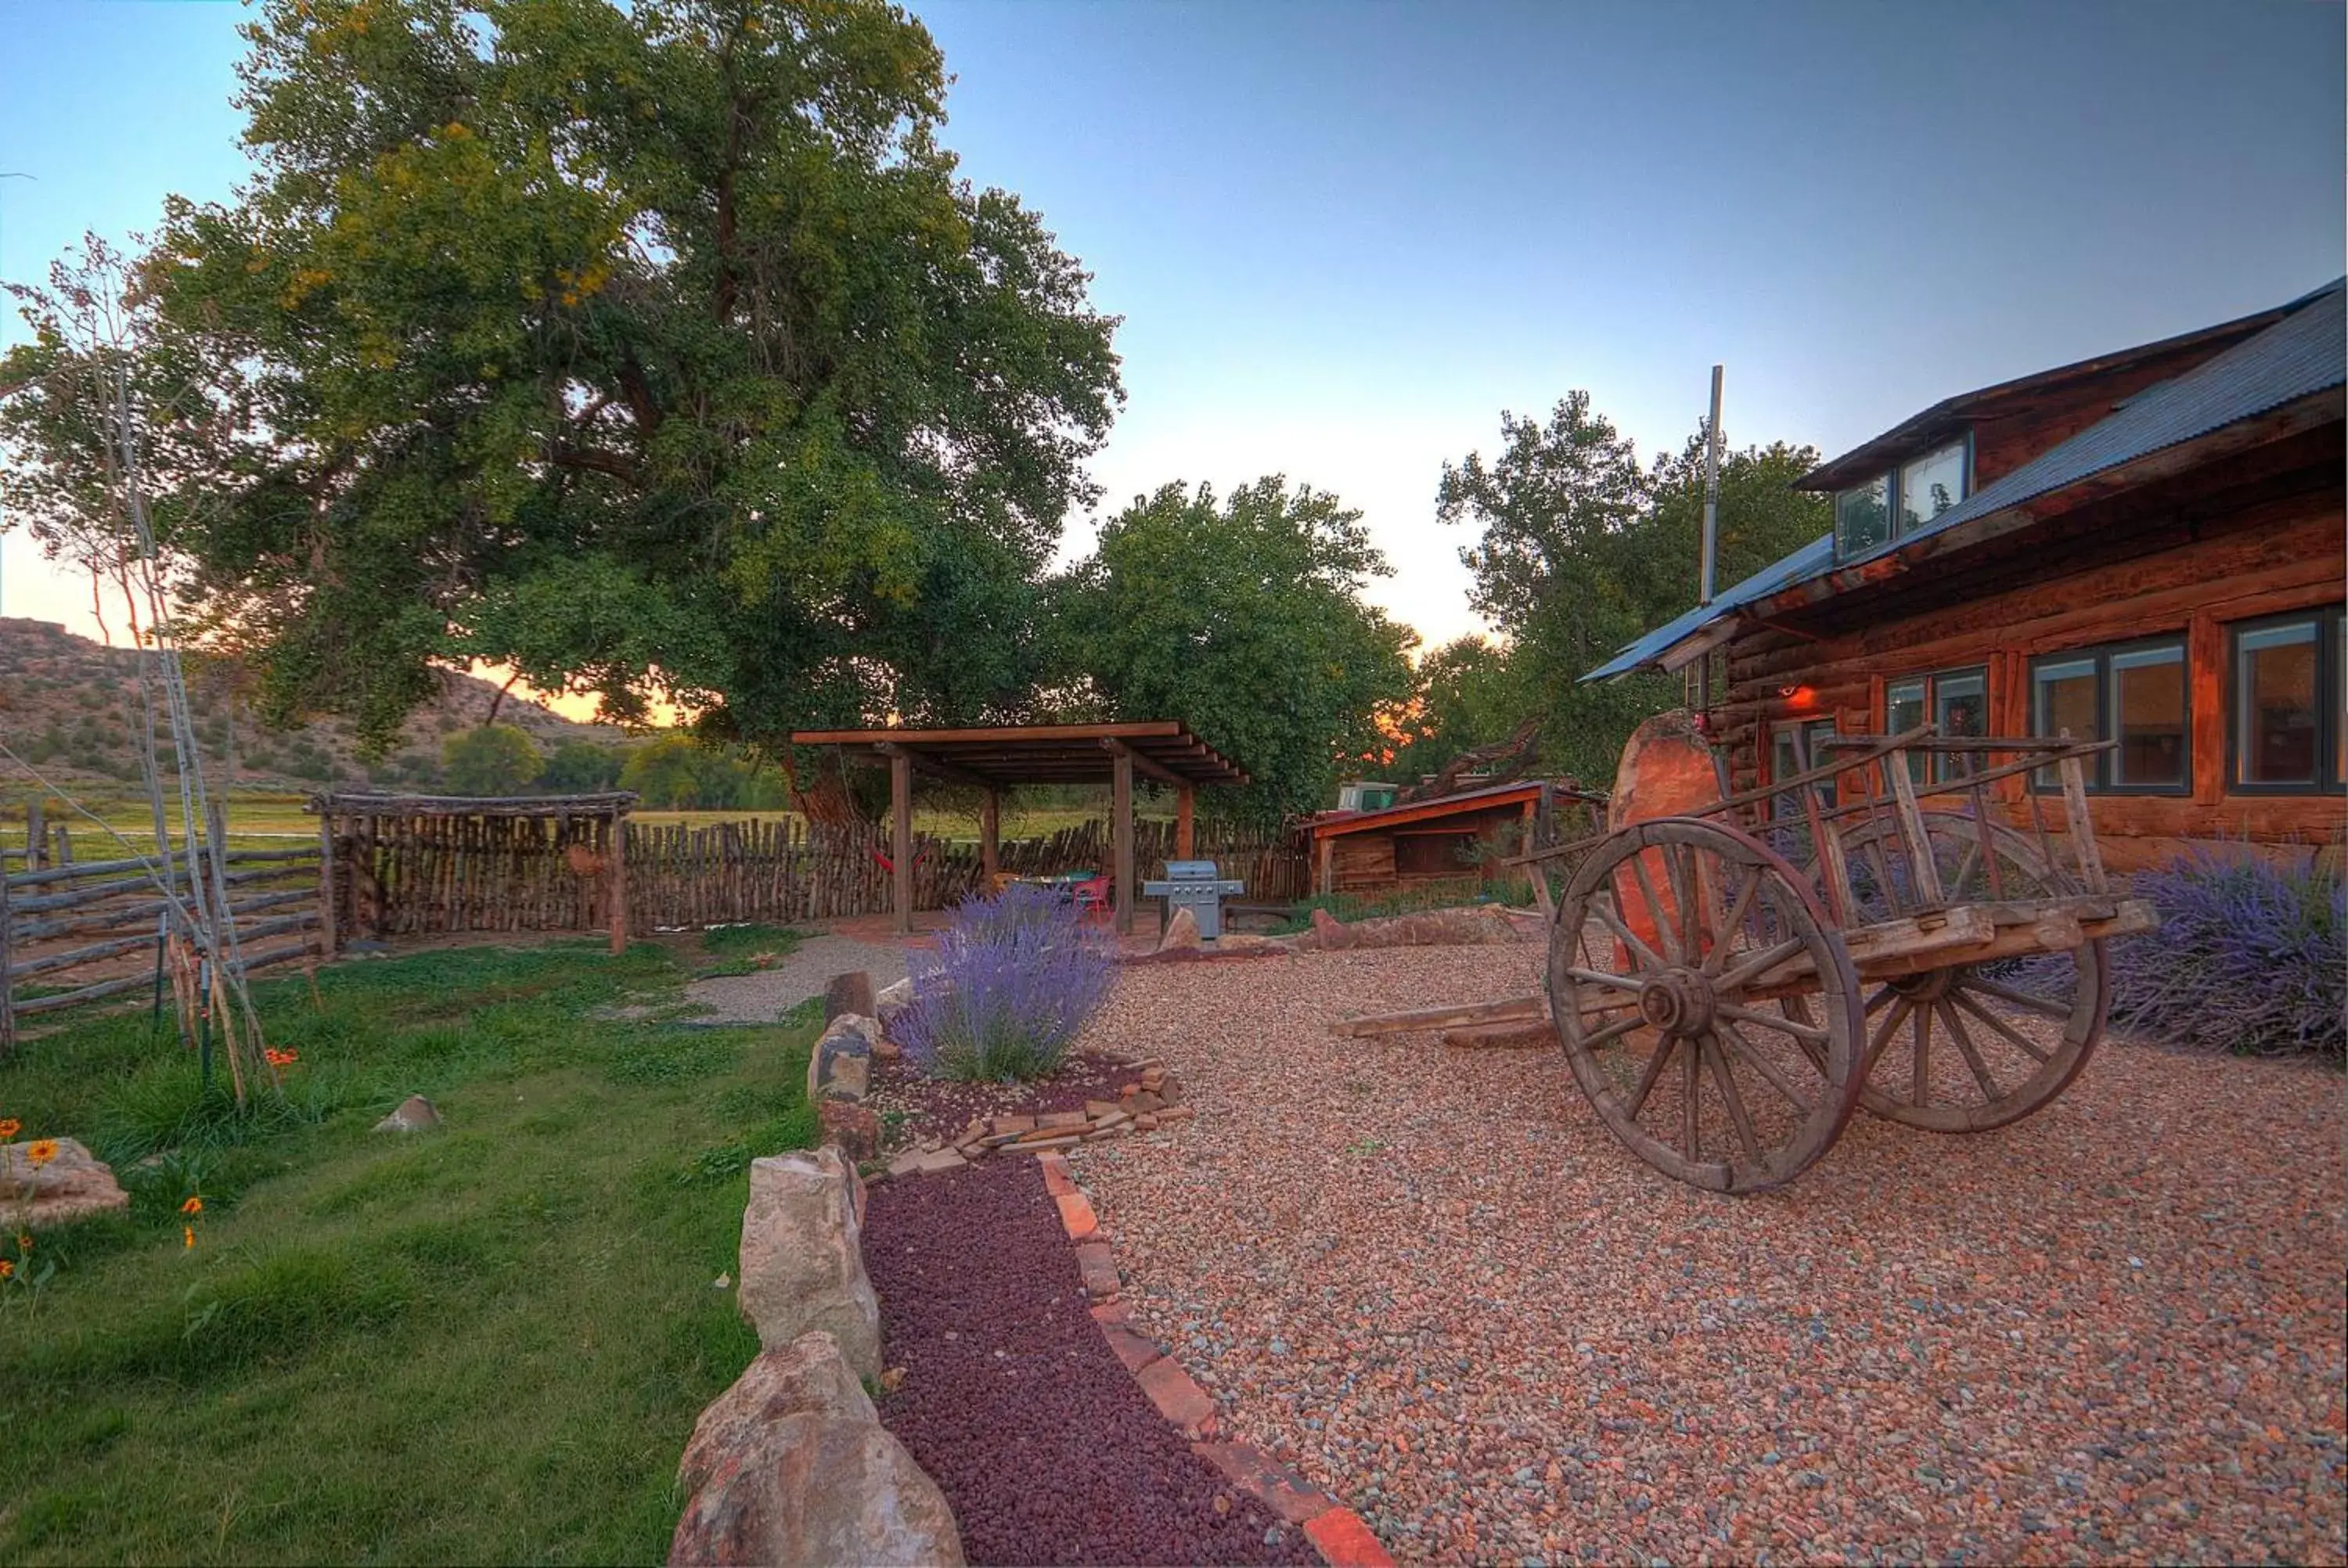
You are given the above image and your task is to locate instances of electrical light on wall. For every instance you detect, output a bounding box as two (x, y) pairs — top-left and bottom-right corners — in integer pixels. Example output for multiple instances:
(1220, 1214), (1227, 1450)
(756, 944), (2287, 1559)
(1778, 685), (1818, 710)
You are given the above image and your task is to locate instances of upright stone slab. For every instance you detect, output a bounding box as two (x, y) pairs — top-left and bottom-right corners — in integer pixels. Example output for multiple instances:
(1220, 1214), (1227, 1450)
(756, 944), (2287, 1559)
(807, 1014), (876, 1105)
(737, 1147), (882, 1378)
(1605, 710), (1724, 963)
(824, 970), (876, 1023)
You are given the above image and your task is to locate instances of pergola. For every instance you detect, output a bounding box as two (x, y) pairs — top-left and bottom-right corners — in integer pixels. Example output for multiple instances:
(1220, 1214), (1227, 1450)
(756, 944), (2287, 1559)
(788, 722), (1249, 935)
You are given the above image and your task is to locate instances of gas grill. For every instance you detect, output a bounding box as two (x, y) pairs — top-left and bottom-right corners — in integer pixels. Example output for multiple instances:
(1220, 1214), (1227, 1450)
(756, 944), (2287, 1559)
(1140, 858), (1247, 940)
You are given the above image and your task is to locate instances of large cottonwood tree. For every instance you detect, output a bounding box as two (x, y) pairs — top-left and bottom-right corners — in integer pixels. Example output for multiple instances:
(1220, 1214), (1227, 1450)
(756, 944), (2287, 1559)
(135, 0), (1122, 746)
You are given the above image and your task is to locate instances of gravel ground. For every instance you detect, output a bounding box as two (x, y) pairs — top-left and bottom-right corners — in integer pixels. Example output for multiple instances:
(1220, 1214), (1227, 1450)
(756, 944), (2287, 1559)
(682, 933), (911, 1022)
(864, 1156), (1323, 1566)
(1068, 943), (2348, 1565)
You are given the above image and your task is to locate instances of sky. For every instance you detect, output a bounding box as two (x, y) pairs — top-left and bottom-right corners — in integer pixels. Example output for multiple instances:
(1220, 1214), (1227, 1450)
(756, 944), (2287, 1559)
(0, 0), (2341, 670)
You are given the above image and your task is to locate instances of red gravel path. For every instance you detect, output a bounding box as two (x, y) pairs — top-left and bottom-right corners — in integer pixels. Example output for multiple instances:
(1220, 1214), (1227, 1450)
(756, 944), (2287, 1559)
(864, 1155), (1323, 1566)
(1069, 944), (2348, 1565)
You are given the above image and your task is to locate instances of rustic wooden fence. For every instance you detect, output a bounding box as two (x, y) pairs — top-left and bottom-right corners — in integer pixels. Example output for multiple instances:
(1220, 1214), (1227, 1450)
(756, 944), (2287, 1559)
(0, 833), (326, 1048)
(327, 810), (1308, 941)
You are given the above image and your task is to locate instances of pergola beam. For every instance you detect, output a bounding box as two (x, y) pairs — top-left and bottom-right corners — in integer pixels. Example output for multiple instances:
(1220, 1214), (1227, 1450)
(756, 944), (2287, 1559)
(875, 740), (996, 791)
(1100, 735), (1187, 788)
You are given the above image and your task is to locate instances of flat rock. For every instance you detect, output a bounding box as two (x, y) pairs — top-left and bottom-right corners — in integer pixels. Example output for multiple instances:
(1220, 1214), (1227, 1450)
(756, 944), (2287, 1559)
(0, 1137), (128, 1229)
(373, 1095), (441, 1133)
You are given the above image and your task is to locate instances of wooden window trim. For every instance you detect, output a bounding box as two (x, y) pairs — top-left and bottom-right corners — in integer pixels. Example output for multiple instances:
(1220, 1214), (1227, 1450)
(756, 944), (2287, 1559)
(2026, 631), (2193, 796)
(2224, 604), (2345, 797)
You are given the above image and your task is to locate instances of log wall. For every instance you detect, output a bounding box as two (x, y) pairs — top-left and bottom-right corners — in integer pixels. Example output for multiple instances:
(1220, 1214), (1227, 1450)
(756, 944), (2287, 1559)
(1720, 491), (2346, 871)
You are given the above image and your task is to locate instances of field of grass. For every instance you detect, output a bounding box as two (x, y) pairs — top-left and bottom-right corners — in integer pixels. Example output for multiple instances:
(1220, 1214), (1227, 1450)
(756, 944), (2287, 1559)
(0, 940), (819, 1565)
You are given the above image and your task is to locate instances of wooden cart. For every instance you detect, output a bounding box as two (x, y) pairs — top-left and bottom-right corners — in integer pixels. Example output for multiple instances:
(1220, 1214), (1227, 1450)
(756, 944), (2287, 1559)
(1332, 727), (2158, 1193)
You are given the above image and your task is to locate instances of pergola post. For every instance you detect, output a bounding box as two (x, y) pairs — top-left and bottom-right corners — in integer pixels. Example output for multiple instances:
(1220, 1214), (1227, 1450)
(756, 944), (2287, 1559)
(891, 749), (914, 936)
(1176, 784), (1195, 861)
(981, 787), (1000, 886)
(1111, 748), (1135, 936)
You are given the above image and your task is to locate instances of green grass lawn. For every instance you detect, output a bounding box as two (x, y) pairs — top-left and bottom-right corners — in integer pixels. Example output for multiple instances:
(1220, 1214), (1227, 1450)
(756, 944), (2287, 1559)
(0, 940), (819, 1565)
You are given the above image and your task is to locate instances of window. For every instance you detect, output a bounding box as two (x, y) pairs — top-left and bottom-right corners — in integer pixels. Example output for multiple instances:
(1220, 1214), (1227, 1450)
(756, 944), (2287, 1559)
(1884, 666), (1986, 784)
(1898, 441), (1968, 534)
(2230, 606), (2344, 793)
(1768, 717), (1842, 811)
(2027, 635), (2189, 793)
(1835, 476), (1890, 556)
(1834, 437), (1971, 559)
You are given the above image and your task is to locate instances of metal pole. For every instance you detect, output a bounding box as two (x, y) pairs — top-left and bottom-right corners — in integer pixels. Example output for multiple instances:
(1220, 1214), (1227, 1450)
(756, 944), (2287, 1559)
(1699, 363), (1724, 606)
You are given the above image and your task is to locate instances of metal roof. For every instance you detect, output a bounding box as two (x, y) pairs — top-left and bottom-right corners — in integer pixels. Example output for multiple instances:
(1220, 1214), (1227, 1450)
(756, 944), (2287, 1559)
(1583, 278), (2346, 684)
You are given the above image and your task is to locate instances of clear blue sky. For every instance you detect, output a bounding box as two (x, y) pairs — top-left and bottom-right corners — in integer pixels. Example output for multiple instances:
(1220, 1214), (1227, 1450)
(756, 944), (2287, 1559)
(2, 0), (2340, 651)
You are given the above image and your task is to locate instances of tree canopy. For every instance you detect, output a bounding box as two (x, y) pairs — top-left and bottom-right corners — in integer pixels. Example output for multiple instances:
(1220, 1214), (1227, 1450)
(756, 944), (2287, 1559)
(93, 0), (1121, 749)
(441, 722), (546, 794)
(1435, 394), (1829, 782)
(1048, 477), (1417, 826)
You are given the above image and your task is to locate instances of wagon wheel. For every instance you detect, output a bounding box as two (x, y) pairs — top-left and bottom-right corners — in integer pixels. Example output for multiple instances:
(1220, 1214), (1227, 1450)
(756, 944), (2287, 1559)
(1829, 811), (2110, 1132)
(1547, 818), (1864, 1193)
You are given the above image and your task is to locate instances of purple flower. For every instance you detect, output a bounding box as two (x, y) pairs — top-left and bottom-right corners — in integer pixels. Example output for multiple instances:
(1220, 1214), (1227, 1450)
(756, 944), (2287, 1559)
(894, 883), (1115, 1081)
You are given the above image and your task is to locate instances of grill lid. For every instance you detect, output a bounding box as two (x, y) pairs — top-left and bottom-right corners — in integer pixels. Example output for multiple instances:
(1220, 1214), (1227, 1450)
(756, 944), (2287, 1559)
(1163, 859), (1220, 879)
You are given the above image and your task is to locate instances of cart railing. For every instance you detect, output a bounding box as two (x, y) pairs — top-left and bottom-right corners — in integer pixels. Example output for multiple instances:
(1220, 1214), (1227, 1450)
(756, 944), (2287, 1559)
(1508, 725), (2119, 926)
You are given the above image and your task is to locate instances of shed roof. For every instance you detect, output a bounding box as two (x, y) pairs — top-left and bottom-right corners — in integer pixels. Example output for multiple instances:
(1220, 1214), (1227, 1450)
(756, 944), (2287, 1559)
(790, 721), (1248, 787)
(1309, 779), (1555, 840)
(1584, 278), (2346, 684)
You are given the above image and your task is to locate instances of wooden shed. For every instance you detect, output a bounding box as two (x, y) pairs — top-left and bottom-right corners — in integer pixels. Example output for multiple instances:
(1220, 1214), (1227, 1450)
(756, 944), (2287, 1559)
(1586, 278), (2346, 872)
(1309, 781), (1579, 897)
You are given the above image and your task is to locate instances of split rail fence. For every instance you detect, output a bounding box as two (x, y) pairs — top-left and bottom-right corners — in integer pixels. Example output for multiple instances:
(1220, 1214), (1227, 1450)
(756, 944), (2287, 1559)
(0, 818), (326, 1049)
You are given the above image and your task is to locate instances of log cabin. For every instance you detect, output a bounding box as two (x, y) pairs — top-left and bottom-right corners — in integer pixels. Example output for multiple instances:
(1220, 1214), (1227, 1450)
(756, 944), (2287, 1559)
(1586, 279), (2346, 872)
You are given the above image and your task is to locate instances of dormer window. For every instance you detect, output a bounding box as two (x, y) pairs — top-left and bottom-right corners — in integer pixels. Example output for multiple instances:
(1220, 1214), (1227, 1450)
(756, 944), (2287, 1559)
(1834, 436), (1971, 558)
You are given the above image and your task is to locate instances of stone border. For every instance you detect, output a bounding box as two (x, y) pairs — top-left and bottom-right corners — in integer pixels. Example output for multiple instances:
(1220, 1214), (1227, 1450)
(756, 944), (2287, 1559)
(1037, 1149), (1395, 1568)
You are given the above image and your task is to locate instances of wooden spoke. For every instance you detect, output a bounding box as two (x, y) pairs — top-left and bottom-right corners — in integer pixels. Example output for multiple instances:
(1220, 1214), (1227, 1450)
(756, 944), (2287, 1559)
(1717, 1001), (1827, 1044)
(1961, 974), (2075, 1023)
(1565, 966), (1647, 994)
(1936, 999), (2002, 1101)
(1712, 937), (1807, 992)
(1946, 840), (1982, 898)
(1947, 985), (2053, 1063)
(1588, 895), (1669, 975)
(1623, 1033), (1676, 1120)
(1864, 984), (1900, 1016)
(1681, 1029), (1701, 1157)
(1665, 842), (1704, 967)
(1702, 863), (1764, 976)
(1910, 1003), (1931, 1106)
(1580, 1012), (1644, 1052)
(1704, 1033), (1766, 1167)
(1718, 1020), (1816, 1113)
(1863, 995), (1914, 1074)
(1626, 850), (1682, 966)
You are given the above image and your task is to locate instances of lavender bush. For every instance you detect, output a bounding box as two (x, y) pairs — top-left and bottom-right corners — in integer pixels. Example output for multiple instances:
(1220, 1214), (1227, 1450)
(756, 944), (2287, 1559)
(2078, 847), (2343, 1058)
(894, 883), (1116, 1081)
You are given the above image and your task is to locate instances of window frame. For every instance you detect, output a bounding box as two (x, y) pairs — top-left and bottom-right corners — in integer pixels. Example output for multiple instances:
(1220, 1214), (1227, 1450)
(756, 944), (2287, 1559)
(1832, 432), (1973, 560)
(2025, 632), (2192, 796)
(2225, 605), (2346, 796)
(1880, 664), (1988, 786)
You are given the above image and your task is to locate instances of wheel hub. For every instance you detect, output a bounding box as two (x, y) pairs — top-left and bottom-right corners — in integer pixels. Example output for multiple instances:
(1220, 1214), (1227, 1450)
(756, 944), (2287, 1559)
(1637, 969), (1718, 1035)
(1889, 968), (1958, 1002)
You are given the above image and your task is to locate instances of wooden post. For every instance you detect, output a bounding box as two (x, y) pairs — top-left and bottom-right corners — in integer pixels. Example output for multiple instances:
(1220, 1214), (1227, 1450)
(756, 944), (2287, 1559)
(607, 809), (630, 954)
(1111, 750), (1136, 936)
(1316, 833), (1334, 897)
(891, 750), (914, 937)
(0, 855), (16, 1056)
(1176, 785), (1195, 861)
(981, 787), (1000, 886)
(27, 798), (44, 872)
(317, 809), (339, 955)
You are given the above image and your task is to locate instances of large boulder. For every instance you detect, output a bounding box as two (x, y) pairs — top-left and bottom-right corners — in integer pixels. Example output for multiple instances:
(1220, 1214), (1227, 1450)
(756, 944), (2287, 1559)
(737, 1147), (881, 1379)
(1155, 904), (1202, 955)
(670, 1413), (964, 1568)
(0, 1137), (128, 1229)
(805, 1014), (876, 1105)
(677, 1331), (876, 1494)
(823, 971), (876, 1023)
(871, 976), (914, 1030)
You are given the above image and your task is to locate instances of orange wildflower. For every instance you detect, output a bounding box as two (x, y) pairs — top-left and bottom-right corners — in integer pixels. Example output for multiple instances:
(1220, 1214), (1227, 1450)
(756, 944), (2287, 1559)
(181, 1196), (204, 1216)
(0, 1259), (13, 1280)
(0, 1118), (19, 1139)
(25, 1139), (58, 1167)
(184, 1226), (196, 1250)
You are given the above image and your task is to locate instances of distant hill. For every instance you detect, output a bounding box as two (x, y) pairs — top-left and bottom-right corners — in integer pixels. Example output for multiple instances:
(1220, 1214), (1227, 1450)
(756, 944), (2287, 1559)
(0, 617), (625, 796)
